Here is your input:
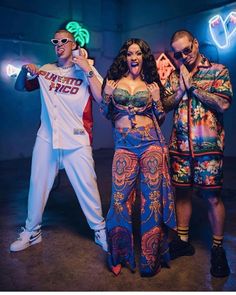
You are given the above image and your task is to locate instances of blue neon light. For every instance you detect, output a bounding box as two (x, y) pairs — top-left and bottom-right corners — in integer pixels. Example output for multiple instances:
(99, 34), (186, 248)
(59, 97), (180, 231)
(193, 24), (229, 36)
(209, 11), (236, 49)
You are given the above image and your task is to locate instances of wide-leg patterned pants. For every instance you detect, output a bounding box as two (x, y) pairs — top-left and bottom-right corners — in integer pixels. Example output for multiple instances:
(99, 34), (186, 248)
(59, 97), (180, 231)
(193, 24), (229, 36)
(25, 136), (105, 231)
(106, 125), (176, 277)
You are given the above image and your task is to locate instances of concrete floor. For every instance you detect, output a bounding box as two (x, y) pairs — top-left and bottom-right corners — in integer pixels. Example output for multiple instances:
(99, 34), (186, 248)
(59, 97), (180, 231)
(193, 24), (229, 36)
(0, 149), (235, 291)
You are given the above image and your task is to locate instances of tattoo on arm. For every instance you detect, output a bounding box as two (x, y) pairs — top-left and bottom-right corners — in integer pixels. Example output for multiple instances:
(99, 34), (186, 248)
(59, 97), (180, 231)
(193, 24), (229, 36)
(194, 88), (230, 113)
(162, 92), (183, 112)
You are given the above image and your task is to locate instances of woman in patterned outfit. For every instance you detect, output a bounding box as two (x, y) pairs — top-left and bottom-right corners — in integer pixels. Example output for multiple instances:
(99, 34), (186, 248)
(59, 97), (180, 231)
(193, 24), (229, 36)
(101, 38), (176, 277)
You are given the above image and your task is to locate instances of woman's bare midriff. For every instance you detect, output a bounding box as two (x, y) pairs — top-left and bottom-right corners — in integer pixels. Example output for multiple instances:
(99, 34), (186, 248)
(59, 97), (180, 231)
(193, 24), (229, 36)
(115, 115), (154, 129)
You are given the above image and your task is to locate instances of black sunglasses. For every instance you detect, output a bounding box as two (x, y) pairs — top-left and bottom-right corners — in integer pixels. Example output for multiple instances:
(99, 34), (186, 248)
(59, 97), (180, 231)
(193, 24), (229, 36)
(51, 38), (73, 46)
(173, 41), (194, 60)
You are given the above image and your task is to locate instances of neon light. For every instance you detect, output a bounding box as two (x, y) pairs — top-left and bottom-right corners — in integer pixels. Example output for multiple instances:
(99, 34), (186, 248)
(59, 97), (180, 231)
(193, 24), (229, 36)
(225, 11), (236, 39)
(66, 21), (90, 47)
(6, 64), (21, 77)
(6, 64), (40, 78)
(155, 53), (175, 86)
(209, 15), (228, 48)
(209, 11), (236, 49)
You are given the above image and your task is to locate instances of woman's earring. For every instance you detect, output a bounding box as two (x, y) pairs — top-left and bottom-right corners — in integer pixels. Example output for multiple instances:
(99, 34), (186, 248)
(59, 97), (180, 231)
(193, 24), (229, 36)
(141, 71), (145, 80)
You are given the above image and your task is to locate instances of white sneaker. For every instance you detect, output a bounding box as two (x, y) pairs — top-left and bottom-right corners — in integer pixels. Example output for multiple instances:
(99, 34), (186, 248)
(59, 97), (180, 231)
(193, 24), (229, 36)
(94, 228), (108, 252)
(10, 227), (42, 252)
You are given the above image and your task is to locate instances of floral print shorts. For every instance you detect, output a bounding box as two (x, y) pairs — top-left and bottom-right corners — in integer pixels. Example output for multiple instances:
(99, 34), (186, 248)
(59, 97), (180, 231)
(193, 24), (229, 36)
(170, 153), (223, 191)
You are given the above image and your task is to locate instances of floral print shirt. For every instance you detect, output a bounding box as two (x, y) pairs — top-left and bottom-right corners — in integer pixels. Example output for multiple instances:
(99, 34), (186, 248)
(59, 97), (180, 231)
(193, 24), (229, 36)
(163, 55), (233, 157)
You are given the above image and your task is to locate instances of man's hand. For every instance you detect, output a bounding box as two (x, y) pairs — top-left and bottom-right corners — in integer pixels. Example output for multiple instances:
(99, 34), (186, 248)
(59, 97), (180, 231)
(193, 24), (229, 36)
(72, 47), (91, 73)
(22, 64), (39, 76)
(180, 64), (192, 90)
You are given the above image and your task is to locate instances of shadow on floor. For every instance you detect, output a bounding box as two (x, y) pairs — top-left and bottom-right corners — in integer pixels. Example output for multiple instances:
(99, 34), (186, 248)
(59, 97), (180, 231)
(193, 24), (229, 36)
(0, 149), (235, 291)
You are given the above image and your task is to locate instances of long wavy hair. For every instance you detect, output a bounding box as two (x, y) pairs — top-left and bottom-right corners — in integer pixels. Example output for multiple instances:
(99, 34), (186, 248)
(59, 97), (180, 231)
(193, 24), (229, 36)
(102, 38), (165, 96)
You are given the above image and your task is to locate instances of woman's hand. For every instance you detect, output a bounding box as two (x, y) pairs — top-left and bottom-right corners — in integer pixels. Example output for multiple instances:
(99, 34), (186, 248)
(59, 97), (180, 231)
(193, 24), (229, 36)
(147, 82), (160, 102)
(104, 79), (118, 96)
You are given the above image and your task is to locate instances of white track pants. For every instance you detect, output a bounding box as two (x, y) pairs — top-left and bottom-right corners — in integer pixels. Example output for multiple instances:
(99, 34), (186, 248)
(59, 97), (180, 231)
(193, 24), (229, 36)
(25, 136), (105, 231)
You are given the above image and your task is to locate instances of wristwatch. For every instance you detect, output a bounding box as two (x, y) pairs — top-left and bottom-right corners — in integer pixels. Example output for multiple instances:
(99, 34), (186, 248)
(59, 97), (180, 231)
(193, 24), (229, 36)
(86, 70), (94, 78)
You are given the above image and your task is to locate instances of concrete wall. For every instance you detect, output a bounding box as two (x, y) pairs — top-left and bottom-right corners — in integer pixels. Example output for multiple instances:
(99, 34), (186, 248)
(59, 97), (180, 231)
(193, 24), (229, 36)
(0, 0), (235, 160)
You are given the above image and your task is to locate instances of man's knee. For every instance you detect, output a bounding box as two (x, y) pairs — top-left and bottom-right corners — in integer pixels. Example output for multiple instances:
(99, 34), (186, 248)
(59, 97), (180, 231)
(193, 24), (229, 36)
(202, 190), (222, 207)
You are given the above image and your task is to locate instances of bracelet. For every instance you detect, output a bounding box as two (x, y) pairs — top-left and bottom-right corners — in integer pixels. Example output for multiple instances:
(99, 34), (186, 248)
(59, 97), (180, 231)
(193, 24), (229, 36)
(152, 100), (163, 111)
(152, 100), (159, 107)
(103, 93), (112, 103)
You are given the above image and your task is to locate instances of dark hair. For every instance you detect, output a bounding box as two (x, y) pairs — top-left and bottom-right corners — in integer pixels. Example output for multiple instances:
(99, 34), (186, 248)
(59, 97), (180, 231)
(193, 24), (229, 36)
(102, 38), (165, 95)
(170, 30), (195, 46)
(54, 29), (75, 42)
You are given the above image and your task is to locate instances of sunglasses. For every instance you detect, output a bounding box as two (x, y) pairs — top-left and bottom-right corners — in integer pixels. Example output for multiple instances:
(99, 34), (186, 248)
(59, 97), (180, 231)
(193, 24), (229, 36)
(51, 38), (74, 46)
(173, 41), (194, 60)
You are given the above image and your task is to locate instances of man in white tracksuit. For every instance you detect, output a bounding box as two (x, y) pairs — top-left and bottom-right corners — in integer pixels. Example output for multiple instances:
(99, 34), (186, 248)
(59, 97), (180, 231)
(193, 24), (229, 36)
(10, 29), (107, 252)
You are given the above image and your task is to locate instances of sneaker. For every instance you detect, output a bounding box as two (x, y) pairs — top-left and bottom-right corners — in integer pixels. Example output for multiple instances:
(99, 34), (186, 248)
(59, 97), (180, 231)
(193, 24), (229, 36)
(94, 228), (108, 252)
(169, 237), (195, 260)
(10, 227), (42, 252)
(210, 246), (230, 277)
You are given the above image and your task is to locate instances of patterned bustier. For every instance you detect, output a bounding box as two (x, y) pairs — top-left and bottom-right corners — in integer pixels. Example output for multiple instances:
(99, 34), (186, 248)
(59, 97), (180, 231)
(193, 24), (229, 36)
(113, 88), (149, 107)
(112, 88), (152, 127)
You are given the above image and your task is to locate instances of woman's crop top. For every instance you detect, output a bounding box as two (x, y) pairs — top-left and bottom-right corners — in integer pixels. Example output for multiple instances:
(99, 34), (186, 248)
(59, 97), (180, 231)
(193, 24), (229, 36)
(113, 88), (149, 108)
(101, 87), (165, 127)
(111, 88), (152, 127)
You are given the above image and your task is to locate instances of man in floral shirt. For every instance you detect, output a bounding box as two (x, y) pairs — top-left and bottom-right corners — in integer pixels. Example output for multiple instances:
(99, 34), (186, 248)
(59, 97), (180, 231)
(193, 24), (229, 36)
(163, 30), (233, 278)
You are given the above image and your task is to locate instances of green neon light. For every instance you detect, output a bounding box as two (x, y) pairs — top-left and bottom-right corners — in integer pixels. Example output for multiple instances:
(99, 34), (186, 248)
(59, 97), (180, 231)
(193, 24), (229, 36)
(66, 21), (90, 47)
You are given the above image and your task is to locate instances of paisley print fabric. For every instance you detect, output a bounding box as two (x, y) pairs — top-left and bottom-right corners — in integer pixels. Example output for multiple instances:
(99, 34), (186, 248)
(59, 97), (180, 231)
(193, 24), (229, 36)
(106, 125), (176, 276)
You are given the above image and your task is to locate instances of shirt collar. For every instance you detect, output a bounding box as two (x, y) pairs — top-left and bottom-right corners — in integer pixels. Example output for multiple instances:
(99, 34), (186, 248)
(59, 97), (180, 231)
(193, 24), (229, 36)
(197, 54), (212, 69)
